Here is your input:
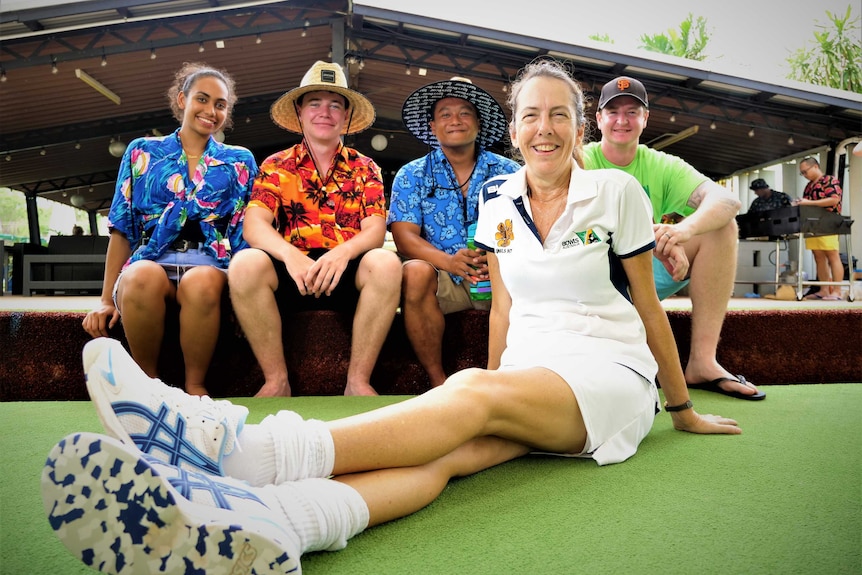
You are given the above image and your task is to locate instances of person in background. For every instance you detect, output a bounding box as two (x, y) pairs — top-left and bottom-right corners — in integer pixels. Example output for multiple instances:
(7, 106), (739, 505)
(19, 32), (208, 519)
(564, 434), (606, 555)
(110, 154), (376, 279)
(71, 225), (85, 236)
(228, 61), (401, 397)
(794, 156), (845, 300)
(81, 62), (256, 396)
(388, 76), (520, 387)
(583, 76), (764, 401)
(45, 59), (740, 575)
(748, 178), (791, 212)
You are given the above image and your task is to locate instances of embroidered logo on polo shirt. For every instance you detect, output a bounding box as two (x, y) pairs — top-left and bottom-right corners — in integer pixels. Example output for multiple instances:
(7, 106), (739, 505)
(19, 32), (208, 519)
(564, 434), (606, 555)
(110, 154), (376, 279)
(495, 219), (514, 247)
(562, 228), (603, 249)
(577, 228), (602, 244)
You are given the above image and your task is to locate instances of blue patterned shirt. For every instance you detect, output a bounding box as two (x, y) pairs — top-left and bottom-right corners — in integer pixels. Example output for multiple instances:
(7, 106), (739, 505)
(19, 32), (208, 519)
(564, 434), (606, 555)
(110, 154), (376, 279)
(387, 148), (520, 283)
(107, 128), (257, 269)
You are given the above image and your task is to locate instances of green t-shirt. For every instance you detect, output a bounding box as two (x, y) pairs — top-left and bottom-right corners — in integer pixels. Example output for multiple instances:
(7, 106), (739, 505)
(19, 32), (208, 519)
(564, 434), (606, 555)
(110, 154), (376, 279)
(582, 142), (707, 223)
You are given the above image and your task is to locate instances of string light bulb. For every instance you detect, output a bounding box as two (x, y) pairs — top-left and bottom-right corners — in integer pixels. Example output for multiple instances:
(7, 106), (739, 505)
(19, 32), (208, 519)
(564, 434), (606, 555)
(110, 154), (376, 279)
(709, 120), (716, 130)
(150, 47), (157, 60)
(51, 58), (58, 74)
(198, 42), (205, 53)
(669, 114), (676, 123)
(256, 34), (262, 44)
(405, 64), (411, 75)
(748, 128), (755, 138)
(101, 51), (107, 67)
(787, 135), (795, 145)
(0, 68), (6, 82)
(108, 137), (127, 158)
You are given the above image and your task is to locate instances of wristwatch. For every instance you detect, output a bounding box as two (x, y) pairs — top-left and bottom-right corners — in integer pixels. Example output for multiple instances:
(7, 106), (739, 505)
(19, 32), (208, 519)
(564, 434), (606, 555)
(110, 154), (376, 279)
(664, 400), (693, 412)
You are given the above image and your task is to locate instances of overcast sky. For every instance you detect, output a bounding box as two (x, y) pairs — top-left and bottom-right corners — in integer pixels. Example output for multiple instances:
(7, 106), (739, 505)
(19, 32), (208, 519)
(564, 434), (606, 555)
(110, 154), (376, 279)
(363, 0), (860, 83)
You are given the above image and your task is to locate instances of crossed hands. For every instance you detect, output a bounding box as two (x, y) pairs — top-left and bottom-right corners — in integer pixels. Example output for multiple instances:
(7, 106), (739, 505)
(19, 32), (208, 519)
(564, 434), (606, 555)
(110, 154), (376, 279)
(653, 224), (691, 282)
(449, 248), (488, 285)
(287, 248), (350, 297)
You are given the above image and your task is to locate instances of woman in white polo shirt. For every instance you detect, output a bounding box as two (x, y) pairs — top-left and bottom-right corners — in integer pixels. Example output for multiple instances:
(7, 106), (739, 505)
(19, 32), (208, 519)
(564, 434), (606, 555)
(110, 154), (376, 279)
(46, 60), (742, 574)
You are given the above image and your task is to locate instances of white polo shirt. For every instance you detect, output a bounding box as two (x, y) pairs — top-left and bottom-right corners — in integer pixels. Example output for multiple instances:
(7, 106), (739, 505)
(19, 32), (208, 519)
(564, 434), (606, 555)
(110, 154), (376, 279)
(474, 163), (659, 383)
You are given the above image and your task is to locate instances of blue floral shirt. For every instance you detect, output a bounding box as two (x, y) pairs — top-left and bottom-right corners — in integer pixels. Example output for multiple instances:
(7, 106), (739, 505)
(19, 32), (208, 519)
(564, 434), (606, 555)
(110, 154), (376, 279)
(107, 129), (257, 269)
(387, 148), (520, 283)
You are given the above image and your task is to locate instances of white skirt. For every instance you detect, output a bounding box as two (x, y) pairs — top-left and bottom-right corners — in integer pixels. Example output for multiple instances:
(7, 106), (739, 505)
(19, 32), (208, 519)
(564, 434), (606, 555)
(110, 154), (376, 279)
(501, 355), (659, 466)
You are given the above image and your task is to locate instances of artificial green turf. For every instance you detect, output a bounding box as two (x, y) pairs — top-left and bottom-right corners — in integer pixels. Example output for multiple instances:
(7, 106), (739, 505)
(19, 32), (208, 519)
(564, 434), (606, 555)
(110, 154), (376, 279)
(2, 387), (860, 574)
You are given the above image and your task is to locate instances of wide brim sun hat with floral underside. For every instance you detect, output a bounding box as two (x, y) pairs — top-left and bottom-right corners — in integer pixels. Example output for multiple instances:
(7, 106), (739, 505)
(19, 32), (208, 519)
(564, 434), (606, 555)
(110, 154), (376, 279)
(401, 77), (509, 149)
(270, 60), (376, 135)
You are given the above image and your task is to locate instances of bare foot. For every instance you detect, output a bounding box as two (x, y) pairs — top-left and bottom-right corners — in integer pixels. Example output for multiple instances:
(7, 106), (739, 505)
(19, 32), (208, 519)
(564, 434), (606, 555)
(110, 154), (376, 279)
(344, 382), (378, 396)
(255, 380), (291, 397)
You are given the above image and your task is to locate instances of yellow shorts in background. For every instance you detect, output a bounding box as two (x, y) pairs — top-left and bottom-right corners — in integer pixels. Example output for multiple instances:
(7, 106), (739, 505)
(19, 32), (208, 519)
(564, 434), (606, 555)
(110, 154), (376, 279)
(805, 235), (839, 251)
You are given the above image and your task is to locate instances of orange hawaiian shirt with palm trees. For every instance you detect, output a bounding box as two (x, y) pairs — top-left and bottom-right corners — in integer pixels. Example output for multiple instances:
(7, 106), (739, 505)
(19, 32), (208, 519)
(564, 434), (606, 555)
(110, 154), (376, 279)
(249, 141), (386, 252)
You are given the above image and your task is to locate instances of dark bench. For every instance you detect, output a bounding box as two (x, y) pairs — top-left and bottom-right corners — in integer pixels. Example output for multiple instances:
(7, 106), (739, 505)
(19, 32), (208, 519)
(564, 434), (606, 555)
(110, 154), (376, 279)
(0, 309), (488, 400)
(21, 235), (108, 295)
(2, 307), (861, 402)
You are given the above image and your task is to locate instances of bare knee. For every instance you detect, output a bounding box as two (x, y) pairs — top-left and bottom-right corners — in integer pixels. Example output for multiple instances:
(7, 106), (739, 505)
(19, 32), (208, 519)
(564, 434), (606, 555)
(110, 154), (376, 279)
(358, 249), (402, 291)
(229, 248), (275, 295)
(177, 268), (226, 308)
(118, 261), (172, 303)
(402, 261), (438, 306)
(441, 368), (495, 416)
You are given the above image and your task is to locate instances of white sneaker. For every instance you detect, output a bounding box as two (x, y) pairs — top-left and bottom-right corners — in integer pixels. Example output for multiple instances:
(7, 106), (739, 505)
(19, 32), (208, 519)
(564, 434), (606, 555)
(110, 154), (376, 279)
(83, 337), (248, 477)
(42, 432), (301, 574)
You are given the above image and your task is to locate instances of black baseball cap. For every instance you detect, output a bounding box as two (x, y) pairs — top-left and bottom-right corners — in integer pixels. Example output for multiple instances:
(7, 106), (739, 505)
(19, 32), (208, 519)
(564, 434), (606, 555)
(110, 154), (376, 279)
(598, 76), (649, 109)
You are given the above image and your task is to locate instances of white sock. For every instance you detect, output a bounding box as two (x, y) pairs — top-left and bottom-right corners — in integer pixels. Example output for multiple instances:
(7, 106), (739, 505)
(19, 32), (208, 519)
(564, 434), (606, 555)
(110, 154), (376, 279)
(222, 423), (277, 486)
(263, 478), (369, 553)
(266, 410), (335, 483)
(222, 410), (335, 486)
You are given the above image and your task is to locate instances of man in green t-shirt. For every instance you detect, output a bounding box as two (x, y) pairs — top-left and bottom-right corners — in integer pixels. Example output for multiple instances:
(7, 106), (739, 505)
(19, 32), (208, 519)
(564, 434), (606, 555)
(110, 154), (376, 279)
(583, 76), (764, 401)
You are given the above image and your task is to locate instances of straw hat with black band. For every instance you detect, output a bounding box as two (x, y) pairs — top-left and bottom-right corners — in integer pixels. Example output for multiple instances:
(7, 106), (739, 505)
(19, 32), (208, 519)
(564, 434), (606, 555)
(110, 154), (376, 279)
(270, 61), (376, 135)
(401, 77), (509, 150)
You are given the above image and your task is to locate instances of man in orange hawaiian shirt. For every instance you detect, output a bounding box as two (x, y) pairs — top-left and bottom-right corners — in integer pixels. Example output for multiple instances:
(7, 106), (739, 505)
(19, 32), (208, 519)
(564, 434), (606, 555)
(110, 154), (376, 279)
(229, 61), (402, 396)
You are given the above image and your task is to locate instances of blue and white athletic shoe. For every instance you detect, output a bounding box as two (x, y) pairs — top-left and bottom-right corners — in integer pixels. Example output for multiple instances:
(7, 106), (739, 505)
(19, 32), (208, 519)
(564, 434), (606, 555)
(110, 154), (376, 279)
(83, 337), (248, 477)
(42, 432), (301, 575)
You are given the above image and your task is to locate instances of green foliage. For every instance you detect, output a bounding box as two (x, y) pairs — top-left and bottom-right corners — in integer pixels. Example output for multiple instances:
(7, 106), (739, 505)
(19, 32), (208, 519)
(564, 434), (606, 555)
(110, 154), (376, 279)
(0, 188), (100, 245)
(589, 33), (614, 44)
(639, 13), (710, 61)
(0, 188), (31, 243)
(786, 5), (861, 92)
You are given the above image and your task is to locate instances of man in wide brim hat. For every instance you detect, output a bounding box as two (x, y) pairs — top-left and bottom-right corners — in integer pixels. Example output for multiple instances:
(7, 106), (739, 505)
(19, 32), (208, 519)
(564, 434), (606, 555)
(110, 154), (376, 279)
(230, 60), (400, 397)
(269, 60), (375, 135)
(400, 77), (508, 150)
(387, 76), (520, 387)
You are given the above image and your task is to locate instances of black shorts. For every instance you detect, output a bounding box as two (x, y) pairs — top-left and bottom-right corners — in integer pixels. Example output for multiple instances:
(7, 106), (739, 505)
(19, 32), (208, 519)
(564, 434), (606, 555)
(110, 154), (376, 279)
(267, 248), (361, 314)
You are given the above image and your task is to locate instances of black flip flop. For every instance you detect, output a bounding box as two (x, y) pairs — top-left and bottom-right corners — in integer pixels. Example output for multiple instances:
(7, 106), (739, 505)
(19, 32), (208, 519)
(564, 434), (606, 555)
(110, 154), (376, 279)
(689, 375), (766, 400)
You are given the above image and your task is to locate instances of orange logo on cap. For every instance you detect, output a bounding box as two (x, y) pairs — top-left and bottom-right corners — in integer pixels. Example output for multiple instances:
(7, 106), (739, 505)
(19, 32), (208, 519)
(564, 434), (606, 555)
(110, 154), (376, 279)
(617, 79), (631, 91)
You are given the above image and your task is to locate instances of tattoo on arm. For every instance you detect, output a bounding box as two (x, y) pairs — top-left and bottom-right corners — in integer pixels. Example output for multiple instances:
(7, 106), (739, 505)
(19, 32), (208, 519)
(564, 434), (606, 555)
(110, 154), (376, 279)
(687, 185), (706, 210)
